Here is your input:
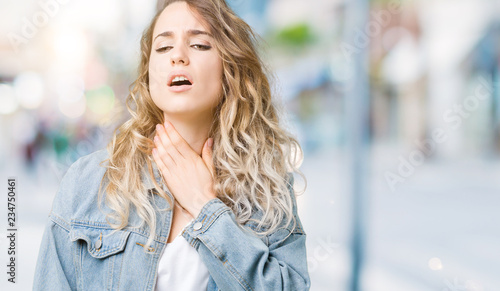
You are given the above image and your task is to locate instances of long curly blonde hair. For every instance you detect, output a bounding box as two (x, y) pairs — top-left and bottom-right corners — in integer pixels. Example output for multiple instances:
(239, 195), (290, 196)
(98, 0), (306, 252)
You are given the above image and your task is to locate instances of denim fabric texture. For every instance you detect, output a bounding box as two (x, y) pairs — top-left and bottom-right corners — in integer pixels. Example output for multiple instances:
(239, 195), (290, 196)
(33, 148), (311, 290)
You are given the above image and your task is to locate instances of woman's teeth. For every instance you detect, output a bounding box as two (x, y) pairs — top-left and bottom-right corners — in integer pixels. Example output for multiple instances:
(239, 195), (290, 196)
(170, 76), (192, 86)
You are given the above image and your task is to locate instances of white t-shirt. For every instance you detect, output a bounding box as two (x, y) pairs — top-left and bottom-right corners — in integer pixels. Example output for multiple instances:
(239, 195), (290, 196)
(154, 218), (210, 290)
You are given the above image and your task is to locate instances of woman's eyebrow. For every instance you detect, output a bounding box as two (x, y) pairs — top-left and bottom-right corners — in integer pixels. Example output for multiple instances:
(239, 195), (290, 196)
(154, 29), (212, 42)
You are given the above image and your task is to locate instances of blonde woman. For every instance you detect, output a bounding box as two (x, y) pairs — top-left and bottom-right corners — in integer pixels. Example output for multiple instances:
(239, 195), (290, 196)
(33, 0), (310, 290)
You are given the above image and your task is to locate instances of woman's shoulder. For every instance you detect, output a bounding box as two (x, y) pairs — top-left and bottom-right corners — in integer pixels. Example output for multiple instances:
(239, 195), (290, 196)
(48, 148), (111, 225)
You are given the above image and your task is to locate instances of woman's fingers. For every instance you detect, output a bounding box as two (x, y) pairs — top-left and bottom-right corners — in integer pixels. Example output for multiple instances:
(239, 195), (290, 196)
(157, 122), (197, 162)
(152, 146), (171, 177)
(153, 134), (176, 169)
(155, 124), (180, 160)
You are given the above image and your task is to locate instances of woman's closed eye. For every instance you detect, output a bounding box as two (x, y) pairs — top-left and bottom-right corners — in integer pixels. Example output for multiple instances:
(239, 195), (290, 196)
(191, 44), (211, 50)
(156, 46), (172, 53)
(155, 44), (211, 53)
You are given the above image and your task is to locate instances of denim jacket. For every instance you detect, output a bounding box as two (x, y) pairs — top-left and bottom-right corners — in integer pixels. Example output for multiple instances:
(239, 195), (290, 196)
(33, 148), (310, 290)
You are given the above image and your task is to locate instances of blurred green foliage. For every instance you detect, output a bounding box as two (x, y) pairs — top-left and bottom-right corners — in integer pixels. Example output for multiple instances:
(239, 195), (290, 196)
(271, 23), (316, 48)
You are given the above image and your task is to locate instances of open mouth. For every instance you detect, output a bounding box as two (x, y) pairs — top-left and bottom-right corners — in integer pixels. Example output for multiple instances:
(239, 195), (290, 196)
(169, 76), (192, 87)
(167, 74), (193, 93)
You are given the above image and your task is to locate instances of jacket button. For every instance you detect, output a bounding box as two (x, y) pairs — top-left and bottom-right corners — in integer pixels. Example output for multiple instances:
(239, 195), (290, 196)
(95, 239), (102, 250)
(193, 222), (202, 230)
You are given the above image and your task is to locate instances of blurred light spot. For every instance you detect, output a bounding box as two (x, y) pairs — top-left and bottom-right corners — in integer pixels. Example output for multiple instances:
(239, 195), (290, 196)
(428, 257), (443, 270)
(382, 34), (423, 85)
(86, 85), (115, 115)
(53, 28), (88, 68)
(76, 0), (121, 33)
(14, 72), (45, 109)
(57, 75), (85, 103)
(58, 97), (86, 119)
(0, 84), (19, 114)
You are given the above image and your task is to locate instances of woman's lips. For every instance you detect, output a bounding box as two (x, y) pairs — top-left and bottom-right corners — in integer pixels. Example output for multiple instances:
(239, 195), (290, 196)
(168, 84), (192, 92)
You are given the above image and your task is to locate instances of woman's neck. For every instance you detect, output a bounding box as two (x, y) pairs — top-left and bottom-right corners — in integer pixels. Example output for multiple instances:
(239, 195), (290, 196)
(160, 114), (213, 156)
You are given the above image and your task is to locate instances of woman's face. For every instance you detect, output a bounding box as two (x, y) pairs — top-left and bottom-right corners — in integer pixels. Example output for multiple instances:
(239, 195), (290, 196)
(148, 2), (223, 122)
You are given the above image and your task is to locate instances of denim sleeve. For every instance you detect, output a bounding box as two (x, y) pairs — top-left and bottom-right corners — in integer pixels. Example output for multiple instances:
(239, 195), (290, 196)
(33, 213), (76, 291)
(181, 175), (310, 291)
(33, 154), (85, 290)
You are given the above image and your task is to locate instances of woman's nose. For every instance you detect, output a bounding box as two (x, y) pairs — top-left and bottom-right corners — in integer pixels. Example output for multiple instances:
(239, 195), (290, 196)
(170, 45), (189, 65)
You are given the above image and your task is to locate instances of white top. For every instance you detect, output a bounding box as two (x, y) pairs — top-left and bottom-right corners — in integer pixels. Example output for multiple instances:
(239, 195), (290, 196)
(154, 218), (210, 291)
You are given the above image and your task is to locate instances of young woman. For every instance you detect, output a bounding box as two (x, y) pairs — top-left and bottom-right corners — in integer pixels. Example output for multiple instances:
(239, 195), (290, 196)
(33, 0), (310, 290)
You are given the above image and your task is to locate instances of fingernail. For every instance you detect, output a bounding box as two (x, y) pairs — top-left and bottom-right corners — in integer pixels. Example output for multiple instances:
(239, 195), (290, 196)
(156, 124), (161, 131)
(207, 138), (213, 148)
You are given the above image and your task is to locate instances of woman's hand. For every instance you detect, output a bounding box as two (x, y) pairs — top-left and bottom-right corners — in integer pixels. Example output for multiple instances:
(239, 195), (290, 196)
(152, 121), (217, 218)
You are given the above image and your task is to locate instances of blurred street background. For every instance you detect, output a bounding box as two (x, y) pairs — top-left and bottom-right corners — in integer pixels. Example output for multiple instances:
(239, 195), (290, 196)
(0, 0), (499, 290)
